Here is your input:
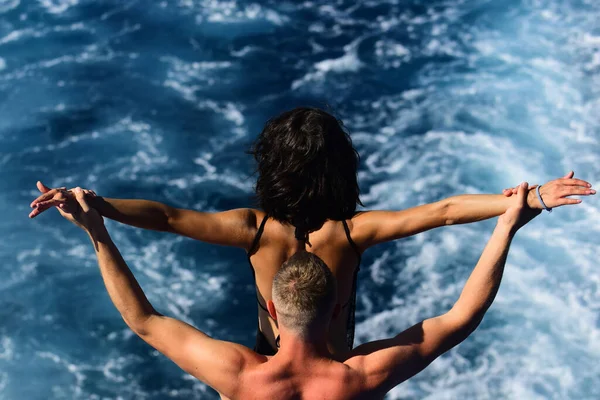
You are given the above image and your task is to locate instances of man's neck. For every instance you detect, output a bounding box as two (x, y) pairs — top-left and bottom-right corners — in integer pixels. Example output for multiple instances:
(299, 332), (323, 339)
(273, 327), (332, 364)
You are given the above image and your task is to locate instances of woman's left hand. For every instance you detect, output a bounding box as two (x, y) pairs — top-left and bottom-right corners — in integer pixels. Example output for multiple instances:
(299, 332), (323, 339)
(57, 187), (105, 233)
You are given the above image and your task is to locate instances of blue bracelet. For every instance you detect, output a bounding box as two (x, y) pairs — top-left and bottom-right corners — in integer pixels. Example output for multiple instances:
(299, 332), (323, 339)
(536, 185), (552, 213)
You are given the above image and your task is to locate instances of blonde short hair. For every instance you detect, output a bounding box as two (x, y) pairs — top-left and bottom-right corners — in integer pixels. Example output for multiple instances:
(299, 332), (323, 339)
(272, 252), (337, 336)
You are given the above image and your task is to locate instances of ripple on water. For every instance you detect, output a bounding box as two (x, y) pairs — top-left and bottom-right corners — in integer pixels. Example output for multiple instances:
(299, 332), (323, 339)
(0, 0), (599, 399)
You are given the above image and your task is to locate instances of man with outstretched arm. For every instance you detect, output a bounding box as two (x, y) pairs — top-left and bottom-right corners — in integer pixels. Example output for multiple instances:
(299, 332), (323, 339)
(57, 182), (539, 399)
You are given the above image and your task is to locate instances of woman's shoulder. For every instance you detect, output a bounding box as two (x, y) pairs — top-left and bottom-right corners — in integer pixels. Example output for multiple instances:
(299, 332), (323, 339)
(342, 211), (377, 252)
(219, 208), (267, 242)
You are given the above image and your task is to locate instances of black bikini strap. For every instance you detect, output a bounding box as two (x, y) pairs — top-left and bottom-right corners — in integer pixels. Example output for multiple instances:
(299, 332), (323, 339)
(248, 214), (269, 257)
(257, 295), (269, 312)
(341, 219), (361, 312)
(342, 220), (361, 265)
(257, 298), (280, 348)
(248, 214), (273, 315)
(341, 270), (358, 310)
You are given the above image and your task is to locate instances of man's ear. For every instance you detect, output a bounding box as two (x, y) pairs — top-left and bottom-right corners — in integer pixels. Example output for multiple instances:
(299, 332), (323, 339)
(332, 304), (341, 320)
(267, 300), (277, 321)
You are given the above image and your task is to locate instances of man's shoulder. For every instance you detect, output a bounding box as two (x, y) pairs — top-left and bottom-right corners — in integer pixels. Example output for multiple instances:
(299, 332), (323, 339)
(340, 346), (403, 398)
(227, 340), (270, 364)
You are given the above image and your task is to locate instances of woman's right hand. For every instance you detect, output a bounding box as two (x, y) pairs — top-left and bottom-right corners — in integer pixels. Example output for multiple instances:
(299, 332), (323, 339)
(502, 171), (594, 209)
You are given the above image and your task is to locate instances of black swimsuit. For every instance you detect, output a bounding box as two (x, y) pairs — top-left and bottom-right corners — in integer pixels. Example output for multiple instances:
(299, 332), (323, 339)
(247, 215), (361, 356)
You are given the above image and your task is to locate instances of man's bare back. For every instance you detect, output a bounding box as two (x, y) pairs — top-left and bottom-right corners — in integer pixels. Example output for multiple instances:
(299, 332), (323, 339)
(235, 357), (362, 400)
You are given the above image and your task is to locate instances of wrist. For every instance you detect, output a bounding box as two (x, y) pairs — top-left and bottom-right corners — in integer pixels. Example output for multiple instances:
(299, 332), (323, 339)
(526, 188), (541, 209)
(87, 223), (109, 241)
(493, 222), (516, 238)
(87, 195), (104, 212)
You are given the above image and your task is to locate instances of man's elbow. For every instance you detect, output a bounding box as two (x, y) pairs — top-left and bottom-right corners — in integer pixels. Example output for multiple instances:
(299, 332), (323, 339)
(445, 309), (484, 342)
(455, 318), (482, 342)
(123, 314), (156, 337)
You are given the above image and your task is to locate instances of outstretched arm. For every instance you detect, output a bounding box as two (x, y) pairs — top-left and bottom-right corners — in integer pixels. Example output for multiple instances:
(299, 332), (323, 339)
(55, 189), (262, 397)
(29, 181), (258, 250)
(351, 172), (592, 250)
(350, 183), (541, 395)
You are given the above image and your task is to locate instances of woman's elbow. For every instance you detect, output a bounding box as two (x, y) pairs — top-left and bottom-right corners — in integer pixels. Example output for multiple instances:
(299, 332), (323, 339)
(439, 199), (456, 226)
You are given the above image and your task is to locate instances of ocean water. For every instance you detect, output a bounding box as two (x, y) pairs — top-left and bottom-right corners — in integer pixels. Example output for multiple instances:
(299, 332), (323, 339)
(1, 0), (599, 398)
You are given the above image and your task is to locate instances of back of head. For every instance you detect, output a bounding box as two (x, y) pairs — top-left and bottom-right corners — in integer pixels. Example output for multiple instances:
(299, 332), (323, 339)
(250, 107), (362, 240)
(272, 252), (337, 336)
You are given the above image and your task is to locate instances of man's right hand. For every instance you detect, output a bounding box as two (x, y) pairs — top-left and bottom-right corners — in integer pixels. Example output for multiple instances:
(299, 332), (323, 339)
(498, 182), (542, 234)
(56, 187), (105, 234)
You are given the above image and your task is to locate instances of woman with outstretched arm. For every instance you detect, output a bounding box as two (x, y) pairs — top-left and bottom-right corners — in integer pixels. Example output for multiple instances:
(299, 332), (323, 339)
(28, 107), (595, 356)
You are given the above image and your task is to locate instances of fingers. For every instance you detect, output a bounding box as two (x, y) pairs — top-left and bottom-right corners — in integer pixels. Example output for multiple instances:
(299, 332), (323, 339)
(74, 187), (90, 212)
(560, 198), (583, 205)
(29, 197), (71, 218)
(30, 199), (67, 217)
(68, 188), (96, 197)
(37, 198), (67, 208)
(29, 202), (63, 218)
(36, 181), (51, 194)
(30, 188), (60, 208)
(517, 182), (529, 205)
(560, 187), (596, 197)
(28, 199), (62, 218)
(559, 178), (592, 188)
(503, 186), (519, 196)
(562, 171), (575, 179)
(28, 207), (43, 219)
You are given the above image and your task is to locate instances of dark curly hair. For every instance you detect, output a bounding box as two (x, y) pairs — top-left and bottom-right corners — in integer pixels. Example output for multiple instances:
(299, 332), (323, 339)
(249, 107), (362, 242)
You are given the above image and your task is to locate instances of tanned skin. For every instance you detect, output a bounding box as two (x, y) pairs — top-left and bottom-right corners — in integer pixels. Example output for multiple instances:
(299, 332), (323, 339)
(29, 172), (593, 354)
(54, 183), (539, 399)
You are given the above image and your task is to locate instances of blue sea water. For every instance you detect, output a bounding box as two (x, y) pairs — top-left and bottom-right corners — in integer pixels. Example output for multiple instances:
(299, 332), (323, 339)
(1, 0), (599, 398)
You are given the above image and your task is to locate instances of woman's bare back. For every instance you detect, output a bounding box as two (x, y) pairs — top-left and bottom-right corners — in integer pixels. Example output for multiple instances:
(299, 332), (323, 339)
(248, 210), (361, 355)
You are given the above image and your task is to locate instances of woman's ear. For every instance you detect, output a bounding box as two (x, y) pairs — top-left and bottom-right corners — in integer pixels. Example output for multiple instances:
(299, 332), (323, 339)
(267, 300), (278, 321)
